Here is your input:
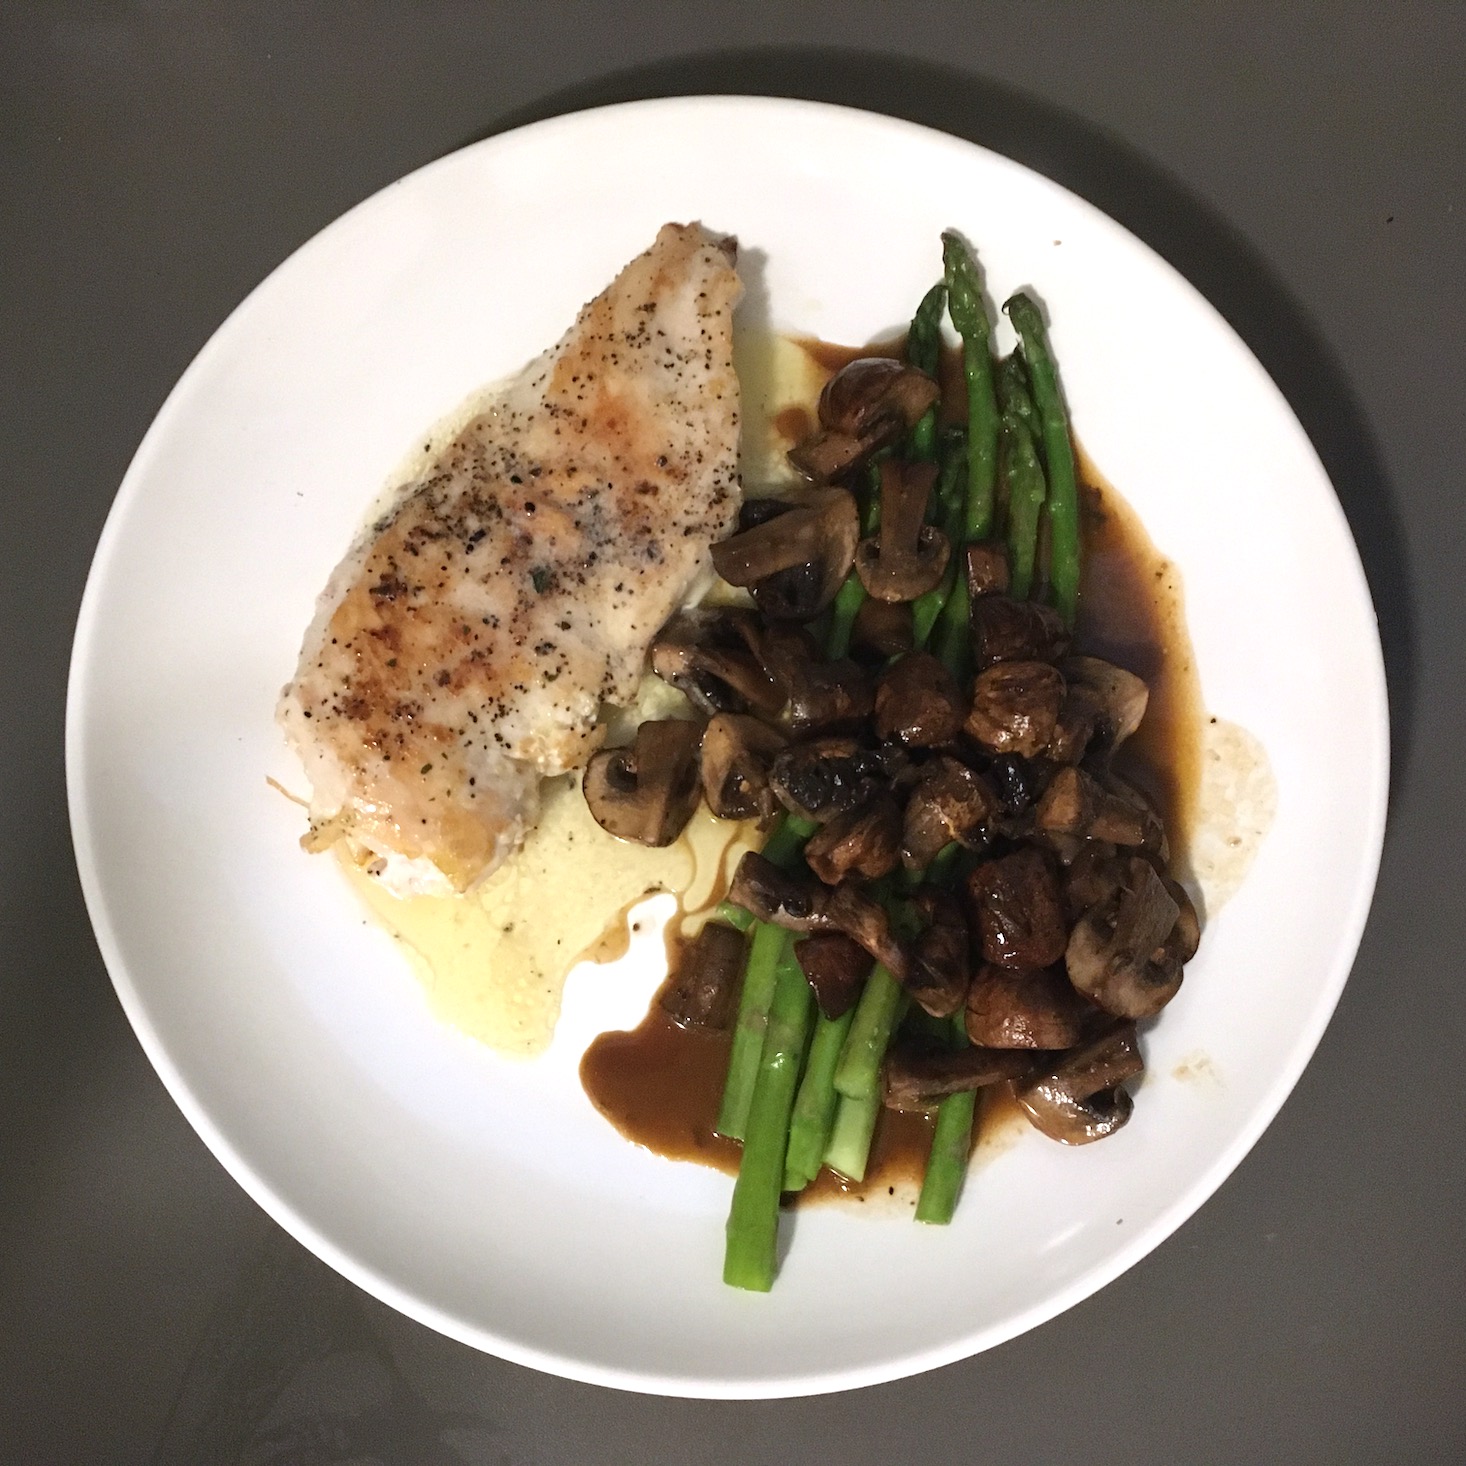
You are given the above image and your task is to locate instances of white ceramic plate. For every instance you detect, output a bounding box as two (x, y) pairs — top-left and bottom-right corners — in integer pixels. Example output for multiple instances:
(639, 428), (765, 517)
(67, 97), (1387, 1397)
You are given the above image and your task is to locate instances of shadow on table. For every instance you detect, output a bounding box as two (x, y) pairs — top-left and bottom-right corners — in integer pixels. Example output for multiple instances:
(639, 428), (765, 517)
(461, 45), (1417, 810)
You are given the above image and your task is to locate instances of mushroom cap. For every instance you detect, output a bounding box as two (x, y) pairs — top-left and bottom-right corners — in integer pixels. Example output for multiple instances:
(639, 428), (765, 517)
(1062, 655), (1150, 750)
(874, 651), (965, 747)
(818, 356), (941, 439)
(1065, 855), (1184, 1017)
(699, 713), (787, 823)
(965, 963), (1094, 1049)
(804, 795), (903, 885)
(1016, 1021), (1145, 1144)
(582, 719), (703, 847)
(710, 487), (859, 621)
(965, 659), (1066, 757)
(649, 609), (783, 718)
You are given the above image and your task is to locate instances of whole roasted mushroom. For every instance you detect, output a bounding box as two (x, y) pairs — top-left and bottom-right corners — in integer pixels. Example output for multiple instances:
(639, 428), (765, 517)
(710, 487), (860, 621)
(582, 719), (703, 847)
(699, 714), (787, 824)
(1065, 855), (1185, 1018)
(900, 755), (998, 870)
(804, 795), (904, 884)
(855, 460), (951, 602)
(768, 738), (886, 823)
(966, 846), (1069, 970)
(965, 963), (1094, 1049)
(965, 659), (1066, 757)
(1016, 1021), (1145, 1144)
(874, 651), (964, 747)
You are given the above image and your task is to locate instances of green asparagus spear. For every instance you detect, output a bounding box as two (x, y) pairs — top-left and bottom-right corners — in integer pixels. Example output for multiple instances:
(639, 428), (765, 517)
(914, 1014), (977, 1225)
(1004, 291), (1080, 627)
(723, 944), (816, 1290)
(941, 232), (1000, 545)
(823, 1087), (882, 1183)
(783, 1007), (857, 1189)
(906, 281), (946, 462)
(822, 458), (884, 658)
(1002, 415), (1047, 601)
(911, 430), (969, 648)
(716, 922), (791, 1141)
(994, 352), (1041, 445)
(833, 964), (905, 1101)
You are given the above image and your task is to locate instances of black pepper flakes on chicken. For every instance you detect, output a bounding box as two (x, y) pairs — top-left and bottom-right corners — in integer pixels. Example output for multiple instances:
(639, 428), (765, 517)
(280, 224), (742, 894)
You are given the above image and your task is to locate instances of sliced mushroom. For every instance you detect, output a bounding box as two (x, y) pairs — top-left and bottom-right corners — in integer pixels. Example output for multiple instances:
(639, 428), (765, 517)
(1060, 842), (1124, 920)
(965, 659), (1065, 757)
(905, 887), (971, 1018)
(795, 932), (874, 1020)
(882, 1037), (1037, 1113)
(966, 846), (1069, 971)
(851, 597), (915, 662)
(781, 658), (876, 734)
(787, 357), (941, 484)
(649, 610), (783, 718)
(659, 923), (746, 1029)
(751, 618), (873, 733)
(874, 651), (964, 747)
(710, 487), (860, 621)
(965, 963), (1094, 1049)
(1046, 686), (1103, 765)
(786, 428), (867, 484)
(726, 851), (834, 932)
(1063, 655), (1149, 752)
(1065, 855), (1184, 1018)
(699, 713), (787, 824)
(768, 737), (885, 823)
(825, 881), (912, 983)
(1016, 1022), (1144, 1144)
(854, 460), (951, 602)
(819, 356), (942, 440)
(966, 541), (1011, 599)
(969, 594), (1070, 670)
(900, 755), (997, 870)
(1165, 877), (1201, 963)
(582, 719), (703, 847)
(1034, 765), (1166, 852)
(804, 795), (903, 885)
(726, 852), (911, 982)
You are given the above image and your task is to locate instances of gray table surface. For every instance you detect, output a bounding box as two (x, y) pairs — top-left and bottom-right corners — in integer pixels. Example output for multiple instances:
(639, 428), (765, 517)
(3, 4), (1462, 1462)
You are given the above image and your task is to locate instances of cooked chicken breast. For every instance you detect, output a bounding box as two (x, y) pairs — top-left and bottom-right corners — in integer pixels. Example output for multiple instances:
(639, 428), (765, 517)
(279, 223), (742, 895)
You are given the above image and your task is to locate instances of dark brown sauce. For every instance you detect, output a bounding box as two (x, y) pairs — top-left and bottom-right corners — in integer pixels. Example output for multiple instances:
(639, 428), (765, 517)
(773, 404), (815, 444)
(580, 1010), (744, 1175)
(580, 336), (1206, 1199)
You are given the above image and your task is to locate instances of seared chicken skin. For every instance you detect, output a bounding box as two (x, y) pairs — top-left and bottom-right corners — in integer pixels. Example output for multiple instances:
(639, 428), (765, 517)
(279, 224), (742, 895)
